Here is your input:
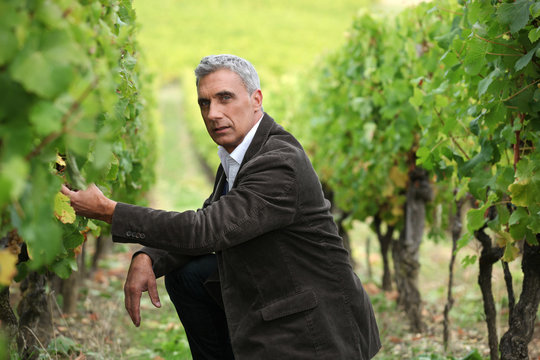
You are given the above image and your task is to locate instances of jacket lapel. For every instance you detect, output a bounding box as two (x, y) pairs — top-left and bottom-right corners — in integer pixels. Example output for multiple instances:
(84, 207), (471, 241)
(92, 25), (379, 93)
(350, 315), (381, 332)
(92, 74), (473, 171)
(232, 113), (276, 188)
(209, 165), (227, 203)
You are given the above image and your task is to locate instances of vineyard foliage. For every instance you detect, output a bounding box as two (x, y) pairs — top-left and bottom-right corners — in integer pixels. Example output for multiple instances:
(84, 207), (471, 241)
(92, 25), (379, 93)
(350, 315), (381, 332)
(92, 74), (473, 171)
(282, 0), (539, 257)
(0, 0), (156, 285)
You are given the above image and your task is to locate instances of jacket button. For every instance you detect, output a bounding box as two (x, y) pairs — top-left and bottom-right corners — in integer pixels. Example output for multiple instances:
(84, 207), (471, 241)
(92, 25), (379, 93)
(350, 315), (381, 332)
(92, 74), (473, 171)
(126, 231), (132, 237)
(135, 233), (140, 239)
(140, 233), (145, 239)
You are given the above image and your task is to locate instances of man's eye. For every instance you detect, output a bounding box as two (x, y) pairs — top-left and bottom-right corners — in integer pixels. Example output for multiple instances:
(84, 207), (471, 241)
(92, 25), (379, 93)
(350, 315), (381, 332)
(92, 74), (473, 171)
(199, 100), (210, 108)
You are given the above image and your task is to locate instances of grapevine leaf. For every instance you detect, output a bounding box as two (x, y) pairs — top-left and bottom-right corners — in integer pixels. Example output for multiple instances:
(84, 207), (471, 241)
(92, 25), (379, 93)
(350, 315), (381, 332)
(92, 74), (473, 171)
(457, 232), (475, 252)
(0, 27), (18, 66)
(389, 166), (408, 188)
(478, 68), (502, 97)
(10, 50), (73, 99)
(509, 178), (538, 207)
(0, 249), (18, 285)
(531, 2), (540, 18)
(468, 1), (494, 23)
(461, 254), (478, 268)
(462, 349), (484, 360)
(54, 192), (76, 224)
(51, 257), (77, 279)
(29, 100), (63, 136)
(467, 207), (487, 232)
(464, 38), (488, 75)
(509, 207), (528, 226)
(530, 27), (540, 43)
(502, 240), (520, 262)
(497, 0), (533, 34)
(509, 218), (530, 243)
(515, 42), (540, 71)
(62, 224), (85, 250)
(56, 154), (66, 167)
(528, 205), (540, 234)
(35, 0), (64, 28)
(0, 156), (29, 206)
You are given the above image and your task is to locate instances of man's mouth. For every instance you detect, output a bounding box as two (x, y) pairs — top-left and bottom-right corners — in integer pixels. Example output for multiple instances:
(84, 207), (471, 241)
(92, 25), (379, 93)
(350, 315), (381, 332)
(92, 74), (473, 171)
(214, 126), (230, 134)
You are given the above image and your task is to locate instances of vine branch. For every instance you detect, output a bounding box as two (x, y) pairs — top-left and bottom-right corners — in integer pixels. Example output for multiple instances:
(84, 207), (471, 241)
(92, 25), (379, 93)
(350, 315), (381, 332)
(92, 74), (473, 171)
(501, 79), (540, 102)
(474, 34), (523, 54)
(435, 109), (471, 160)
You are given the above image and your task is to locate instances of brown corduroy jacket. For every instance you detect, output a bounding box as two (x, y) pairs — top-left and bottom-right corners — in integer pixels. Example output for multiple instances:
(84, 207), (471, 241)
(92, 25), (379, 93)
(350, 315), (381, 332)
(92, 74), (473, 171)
(111, 113), (381, 359)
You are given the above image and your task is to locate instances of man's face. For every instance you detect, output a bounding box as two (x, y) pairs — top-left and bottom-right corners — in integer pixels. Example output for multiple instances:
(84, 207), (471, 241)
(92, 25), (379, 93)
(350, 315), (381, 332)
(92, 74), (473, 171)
(197, 69), (263, 153)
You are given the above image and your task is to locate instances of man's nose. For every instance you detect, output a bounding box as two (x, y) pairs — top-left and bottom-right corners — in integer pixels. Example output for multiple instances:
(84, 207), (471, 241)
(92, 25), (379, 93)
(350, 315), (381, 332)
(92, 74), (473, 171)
(207, 102), (222, 119)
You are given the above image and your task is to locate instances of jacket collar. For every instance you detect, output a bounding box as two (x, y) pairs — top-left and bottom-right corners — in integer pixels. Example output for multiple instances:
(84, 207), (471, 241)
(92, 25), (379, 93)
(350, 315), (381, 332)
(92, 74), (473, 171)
(210, 113), (276, 202)
(241, 112), (275, 168)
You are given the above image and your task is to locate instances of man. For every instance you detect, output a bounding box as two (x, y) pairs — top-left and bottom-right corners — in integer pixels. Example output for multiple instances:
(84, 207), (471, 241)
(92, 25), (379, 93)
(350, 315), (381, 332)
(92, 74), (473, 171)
(62, 54), (381, 359)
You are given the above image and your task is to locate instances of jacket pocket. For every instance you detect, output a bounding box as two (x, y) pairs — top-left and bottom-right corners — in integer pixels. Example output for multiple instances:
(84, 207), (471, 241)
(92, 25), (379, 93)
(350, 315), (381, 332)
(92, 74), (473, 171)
(260, 289), (319, 321)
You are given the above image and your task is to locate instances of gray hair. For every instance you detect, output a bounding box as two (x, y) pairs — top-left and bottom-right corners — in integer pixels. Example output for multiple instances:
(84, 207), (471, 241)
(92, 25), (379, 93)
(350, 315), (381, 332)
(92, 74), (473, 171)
(195, 54), (261, 94)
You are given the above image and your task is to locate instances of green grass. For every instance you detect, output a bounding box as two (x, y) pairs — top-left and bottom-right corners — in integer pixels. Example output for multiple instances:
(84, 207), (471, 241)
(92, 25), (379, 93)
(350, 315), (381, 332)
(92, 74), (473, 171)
(133, 0), (369, 84)
(148, 83), (212, 211)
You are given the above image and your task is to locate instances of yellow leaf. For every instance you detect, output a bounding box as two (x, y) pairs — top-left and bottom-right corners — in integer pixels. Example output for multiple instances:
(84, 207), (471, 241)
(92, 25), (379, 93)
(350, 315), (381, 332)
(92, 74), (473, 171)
(382, 183), (395, 198)
(389, 166), (408, 189)
(56, 154), (66, 167)
(0, 249), (18, 285)
(54, 192), (76, 224)
(503, 241), (520, 262)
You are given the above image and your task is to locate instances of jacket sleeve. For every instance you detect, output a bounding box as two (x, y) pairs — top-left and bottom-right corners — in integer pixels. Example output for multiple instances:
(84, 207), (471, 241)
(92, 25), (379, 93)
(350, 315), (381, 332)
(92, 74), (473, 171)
(111, 150), (298, 255)
(134, 247), (194, 278)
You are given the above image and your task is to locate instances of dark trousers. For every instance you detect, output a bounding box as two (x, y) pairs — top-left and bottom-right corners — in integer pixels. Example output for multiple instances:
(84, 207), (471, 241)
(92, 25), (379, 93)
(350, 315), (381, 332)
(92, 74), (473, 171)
(165, 254), (235, 360)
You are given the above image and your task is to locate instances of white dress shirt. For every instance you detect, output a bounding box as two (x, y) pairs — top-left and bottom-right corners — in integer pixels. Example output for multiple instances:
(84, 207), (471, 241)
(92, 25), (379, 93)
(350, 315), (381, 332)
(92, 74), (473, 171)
(217, 115), (263, 192)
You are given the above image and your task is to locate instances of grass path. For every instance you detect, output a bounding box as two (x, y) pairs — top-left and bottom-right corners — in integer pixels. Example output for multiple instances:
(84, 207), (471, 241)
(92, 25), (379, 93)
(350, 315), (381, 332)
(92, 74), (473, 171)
(149, 83), (213, 212)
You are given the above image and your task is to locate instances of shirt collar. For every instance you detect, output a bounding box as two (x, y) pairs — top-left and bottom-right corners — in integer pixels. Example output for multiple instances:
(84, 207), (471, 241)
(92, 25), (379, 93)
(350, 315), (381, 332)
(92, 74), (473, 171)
(218, 114), (263, 179)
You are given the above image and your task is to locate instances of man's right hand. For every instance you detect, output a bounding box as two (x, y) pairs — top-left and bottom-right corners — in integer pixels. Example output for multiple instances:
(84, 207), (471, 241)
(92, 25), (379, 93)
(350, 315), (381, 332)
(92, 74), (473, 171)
(124, 253), (161, 327)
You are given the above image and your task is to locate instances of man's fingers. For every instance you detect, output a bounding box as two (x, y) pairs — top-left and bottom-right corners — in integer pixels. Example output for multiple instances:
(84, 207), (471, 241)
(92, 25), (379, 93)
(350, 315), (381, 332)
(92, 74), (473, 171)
(125, 286), (142, 327)
(60, 184), (73, 196)
(147, 278), (161, 308)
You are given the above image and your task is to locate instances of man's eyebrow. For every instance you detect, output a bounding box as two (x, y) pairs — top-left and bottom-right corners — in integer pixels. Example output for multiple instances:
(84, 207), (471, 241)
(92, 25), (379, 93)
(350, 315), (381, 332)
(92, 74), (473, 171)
(216, 90), (235, 97)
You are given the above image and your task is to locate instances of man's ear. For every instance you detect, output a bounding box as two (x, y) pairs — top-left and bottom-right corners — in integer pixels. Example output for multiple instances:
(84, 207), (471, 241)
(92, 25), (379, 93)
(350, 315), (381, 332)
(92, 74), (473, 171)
(252, 89), (263, 110)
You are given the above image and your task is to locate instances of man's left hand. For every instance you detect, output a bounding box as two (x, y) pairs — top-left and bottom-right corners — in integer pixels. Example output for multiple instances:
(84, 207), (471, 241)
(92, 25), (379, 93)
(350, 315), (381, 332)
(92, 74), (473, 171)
(61, 184), (117, 223)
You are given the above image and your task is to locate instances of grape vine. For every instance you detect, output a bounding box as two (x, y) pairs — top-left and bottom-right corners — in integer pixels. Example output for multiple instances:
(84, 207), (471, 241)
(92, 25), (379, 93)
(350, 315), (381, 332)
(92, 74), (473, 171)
(279, 0), (539, 354)
(0, 0), (156, 284)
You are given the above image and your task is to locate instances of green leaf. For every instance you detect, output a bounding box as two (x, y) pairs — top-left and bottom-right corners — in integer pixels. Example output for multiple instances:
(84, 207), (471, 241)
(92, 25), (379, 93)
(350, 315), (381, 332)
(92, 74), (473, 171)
(530, 27), (540, 42)
(464, 38), (488, 75)
(0, 156), (29, 205)
(468, 1), (494, 23)
(457, 232), (475, 252)
(10, 50), (73, 99)
(0, 26), (18, 66)
(29, 100), (63, 136)
(461, 254), (478, 268)
(509, 179), (538, 207)
(531, 2), (540, 18)
(467, 207), (487, 232)
(515, 42), (540, 71)
(509, 207), (528, 226)
(62, 225), (84, 250)
(527, 205), (540, 233)
(461, 349), (483, 360)
(497, 0), (533, 33)
(478, 68), (502, 96)
(51, 257), (77, 279)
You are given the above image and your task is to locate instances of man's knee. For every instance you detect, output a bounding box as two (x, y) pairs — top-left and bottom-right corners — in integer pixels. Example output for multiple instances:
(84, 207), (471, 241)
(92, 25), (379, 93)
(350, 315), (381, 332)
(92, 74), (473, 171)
(165, 254), (218, 303)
